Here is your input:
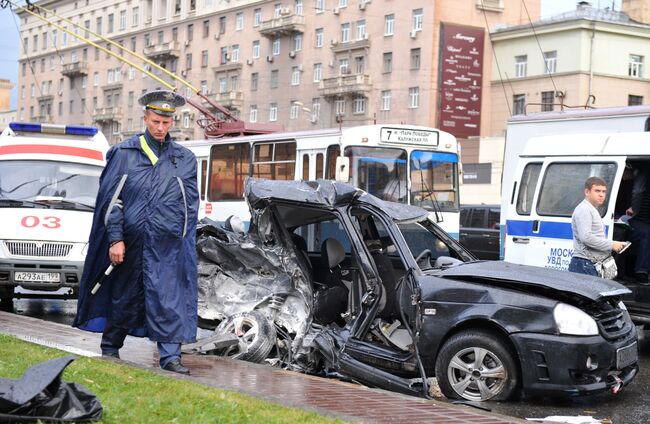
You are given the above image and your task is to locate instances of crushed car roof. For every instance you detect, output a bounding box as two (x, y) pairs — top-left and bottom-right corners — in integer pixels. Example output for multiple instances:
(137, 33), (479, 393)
(245, 178), (428, 222)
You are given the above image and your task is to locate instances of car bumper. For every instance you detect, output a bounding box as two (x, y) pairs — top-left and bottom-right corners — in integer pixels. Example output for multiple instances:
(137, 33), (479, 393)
(511, 329), (639, 396)
(0, 258), (84, 291)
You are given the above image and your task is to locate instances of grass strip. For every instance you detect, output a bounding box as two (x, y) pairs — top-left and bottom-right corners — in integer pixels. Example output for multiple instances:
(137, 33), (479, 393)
(0, 334), (346, 423)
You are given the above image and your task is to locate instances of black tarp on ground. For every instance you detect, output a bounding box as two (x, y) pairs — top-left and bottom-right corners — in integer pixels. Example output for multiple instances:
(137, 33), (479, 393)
(0, 356), (102, 423)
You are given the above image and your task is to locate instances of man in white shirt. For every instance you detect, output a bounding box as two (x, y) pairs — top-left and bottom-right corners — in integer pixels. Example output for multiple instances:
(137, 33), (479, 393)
(569, 176), (626, 276)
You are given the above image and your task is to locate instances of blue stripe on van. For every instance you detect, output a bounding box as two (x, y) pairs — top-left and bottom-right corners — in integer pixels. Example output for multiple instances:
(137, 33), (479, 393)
(506, 219), (609, 240)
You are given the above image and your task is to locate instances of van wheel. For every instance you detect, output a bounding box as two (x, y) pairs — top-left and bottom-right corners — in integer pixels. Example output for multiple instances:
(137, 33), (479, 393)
(214, 311), (276, 363)
(435, 329), (519, 401)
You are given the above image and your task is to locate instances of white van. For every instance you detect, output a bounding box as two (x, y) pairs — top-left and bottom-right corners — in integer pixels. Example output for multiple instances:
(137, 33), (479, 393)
(0, 122), (108, 310)
(502, 131), (650, 322)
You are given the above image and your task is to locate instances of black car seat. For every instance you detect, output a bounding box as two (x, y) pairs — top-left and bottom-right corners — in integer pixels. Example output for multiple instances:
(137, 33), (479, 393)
(321, 238), (345, 288)
(314, 238), (348, 324)
(291, 233), (313, 280)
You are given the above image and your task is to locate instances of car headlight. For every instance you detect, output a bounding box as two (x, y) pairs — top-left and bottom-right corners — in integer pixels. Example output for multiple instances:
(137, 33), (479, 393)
(553, 302), (599, 336)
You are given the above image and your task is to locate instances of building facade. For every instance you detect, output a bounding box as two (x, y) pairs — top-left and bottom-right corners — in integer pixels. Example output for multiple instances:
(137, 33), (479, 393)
(16, 0), (539, 144)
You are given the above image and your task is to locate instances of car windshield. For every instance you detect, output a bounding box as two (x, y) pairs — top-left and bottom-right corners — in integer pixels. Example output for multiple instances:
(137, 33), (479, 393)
(410, 151), (459, 212)
(345, 146), (408, 204)
(396, 218), (472, 266)
(0, 160), (102, 209)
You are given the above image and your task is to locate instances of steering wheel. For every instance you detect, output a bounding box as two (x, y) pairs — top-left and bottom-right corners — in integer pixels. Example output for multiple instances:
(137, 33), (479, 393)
(415, 249), (432, 269)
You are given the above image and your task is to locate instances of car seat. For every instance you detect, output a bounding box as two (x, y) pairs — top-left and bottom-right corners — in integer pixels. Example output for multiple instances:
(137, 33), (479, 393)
(321, 238), (345, 288)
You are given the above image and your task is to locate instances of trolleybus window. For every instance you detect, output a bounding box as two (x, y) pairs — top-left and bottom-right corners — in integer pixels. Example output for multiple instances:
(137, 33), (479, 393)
(345, 146), (407, 203)
(252, 141), (296, 181)
(209, 143), (250, 201)
(410, 151), (459, 212)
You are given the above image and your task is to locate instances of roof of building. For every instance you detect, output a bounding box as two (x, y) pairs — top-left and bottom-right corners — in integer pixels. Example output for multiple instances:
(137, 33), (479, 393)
(492, 4), (650, 35)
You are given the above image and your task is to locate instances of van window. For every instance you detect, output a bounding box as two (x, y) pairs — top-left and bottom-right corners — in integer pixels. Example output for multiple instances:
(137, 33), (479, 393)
(537, 162), (617, 217)
(516, 163), (542, 215)
(469, 209), (485, 228)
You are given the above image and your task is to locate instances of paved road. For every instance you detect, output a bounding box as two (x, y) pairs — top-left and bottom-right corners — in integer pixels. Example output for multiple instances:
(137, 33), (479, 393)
(11, 297), (650, 423)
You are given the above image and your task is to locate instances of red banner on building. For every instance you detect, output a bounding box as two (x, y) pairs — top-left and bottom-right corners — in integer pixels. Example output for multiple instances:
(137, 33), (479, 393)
(438, 23), (485, 138)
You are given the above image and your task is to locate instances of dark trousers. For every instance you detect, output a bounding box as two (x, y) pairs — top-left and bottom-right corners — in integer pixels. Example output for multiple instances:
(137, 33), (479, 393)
(568, 257), (599, 277)
(629, 218), (650, 274)
(101, 324), (181, 368)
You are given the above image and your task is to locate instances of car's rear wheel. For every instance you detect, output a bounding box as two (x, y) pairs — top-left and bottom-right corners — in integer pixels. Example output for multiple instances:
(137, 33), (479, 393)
(215, 311), (276, 363)
(435, 329), (519, 401)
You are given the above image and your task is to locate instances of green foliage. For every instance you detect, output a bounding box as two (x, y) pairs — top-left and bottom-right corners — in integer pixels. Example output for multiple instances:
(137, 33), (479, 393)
(0, 334), (344, 424)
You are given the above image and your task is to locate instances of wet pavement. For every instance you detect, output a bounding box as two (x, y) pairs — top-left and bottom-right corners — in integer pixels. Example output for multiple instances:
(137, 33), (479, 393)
(0, 310), (522, 423)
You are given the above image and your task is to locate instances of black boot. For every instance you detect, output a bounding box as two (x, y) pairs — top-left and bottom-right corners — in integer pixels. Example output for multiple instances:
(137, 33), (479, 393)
(162, 359), (190, 375)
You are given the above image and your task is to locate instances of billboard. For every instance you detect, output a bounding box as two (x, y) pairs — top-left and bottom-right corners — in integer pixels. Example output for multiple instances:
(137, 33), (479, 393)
(438, 23), (485, 138)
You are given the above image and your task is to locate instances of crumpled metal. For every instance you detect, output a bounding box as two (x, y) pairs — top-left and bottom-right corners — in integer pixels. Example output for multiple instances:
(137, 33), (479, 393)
(0, 355), (102, 422)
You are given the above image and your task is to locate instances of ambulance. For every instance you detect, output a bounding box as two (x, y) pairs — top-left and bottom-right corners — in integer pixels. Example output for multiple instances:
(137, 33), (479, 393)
(0, 122), (108, 310)
(500, 105), (650, 323)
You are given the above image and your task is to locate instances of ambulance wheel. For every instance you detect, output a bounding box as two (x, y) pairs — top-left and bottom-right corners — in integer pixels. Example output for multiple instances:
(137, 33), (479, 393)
(215, 311), (276, 363)
(0, 287), (14, 312)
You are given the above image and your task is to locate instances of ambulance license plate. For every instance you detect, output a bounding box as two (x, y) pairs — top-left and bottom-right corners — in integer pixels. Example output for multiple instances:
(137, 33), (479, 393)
(616, 342), (638, 369)
(14, 271), (60, 283)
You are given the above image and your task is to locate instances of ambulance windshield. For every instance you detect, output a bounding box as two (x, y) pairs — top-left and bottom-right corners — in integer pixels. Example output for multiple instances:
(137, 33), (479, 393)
(0, 160), (102, 209)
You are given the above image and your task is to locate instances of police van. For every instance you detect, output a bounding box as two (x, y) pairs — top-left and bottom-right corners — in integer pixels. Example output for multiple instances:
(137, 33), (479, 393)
(501, 106), (650, 323)
(0, 123), (108, 311)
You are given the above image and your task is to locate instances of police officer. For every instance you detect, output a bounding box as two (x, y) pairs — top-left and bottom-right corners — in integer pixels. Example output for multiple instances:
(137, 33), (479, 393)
(74, 90), (199, 374)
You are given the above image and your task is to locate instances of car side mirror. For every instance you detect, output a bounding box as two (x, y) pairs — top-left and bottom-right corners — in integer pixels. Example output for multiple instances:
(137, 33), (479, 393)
(335, 156), (350, 182)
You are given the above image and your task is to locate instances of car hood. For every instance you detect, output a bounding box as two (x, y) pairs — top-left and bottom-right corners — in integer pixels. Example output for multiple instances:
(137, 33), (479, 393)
(436, 261), (631, 302)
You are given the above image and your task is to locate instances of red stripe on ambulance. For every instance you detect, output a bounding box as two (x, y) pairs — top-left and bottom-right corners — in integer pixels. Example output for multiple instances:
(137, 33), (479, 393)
(0, 144), (103, 161)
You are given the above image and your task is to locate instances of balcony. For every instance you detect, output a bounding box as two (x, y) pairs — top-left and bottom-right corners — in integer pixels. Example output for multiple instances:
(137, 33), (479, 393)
(201, 91), (243, 111)
(143, 41), (181, 60)
(37, 94), (54, 102)
(212, 62), (243, 73)
(93, 107), (123, 123)
(331, 38), (370, 53)
(35, 115), (54, 123)
(102, 81), (124, 90)
(319, 73), (372, 98)
(259, 14), (305, 37)
(169, 128), (194, 141)
(61, 61), (88, 77)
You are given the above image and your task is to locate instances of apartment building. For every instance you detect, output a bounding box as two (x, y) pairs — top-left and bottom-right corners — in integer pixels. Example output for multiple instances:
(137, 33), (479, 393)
(16, 0), (540, 144)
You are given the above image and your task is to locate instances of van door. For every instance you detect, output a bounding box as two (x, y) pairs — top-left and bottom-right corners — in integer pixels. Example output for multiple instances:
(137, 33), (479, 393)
(505, 157), (626, 270)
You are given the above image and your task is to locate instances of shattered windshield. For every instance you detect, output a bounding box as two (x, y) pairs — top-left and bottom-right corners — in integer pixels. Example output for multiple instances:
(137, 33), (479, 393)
(0, 160), (102, 209)
(410, 151), (459, 213)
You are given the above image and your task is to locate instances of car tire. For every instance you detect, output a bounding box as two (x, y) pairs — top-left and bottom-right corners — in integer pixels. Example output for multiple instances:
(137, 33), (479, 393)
(214, 311), (276, 363)
(435, 329), (519, 402)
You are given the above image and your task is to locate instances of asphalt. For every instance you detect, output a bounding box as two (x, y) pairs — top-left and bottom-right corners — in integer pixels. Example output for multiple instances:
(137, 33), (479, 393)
(0, 310), (524, 423)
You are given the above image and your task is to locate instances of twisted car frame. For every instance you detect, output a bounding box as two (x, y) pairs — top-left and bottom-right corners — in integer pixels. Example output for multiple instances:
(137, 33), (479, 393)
(191, 178), (638, 401)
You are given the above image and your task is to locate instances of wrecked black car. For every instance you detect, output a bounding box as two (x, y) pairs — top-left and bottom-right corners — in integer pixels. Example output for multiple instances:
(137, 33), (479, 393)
(192, 178), (638, 402)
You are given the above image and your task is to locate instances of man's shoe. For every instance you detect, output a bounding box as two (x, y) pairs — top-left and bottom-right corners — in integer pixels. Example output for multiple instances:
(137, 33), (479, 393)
(102, 351), (120, 359)
(634, 272), (649, 283)
(162, 359), (190, 375)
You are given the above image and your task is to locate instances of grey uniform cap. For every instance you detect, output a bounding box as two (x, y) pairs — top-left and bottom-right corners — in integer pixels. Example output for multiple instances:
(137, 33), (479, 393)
(138, 90), (186, 117)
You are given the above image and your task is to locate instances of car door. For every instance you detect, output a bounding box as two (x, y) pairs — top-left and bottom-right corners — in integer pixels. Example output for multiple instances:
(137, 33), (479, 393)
(505, 156), (626, 270)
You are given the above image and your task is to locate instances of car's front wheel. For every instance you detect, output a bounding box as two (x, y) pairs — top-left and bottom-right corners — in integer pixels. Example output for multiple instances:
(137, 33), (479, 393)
(435, 329), (519, 401)
(215, 311), (276, 363)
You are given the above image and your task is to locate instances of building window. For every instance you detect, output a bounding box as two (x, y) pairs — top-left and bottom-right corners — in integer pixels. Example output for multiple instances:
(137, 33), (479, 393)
(32, 34), (38, 52)
(236, 12), (244, 31)
(312, 98), (321, 121)
(201, 50), (208, 67)
(119, 10), (127, 30)
(186, 53), (192, 69)
(544, 50), (557, 74)
(187, 24), (194, 41)
(219, 77), (227, 93)
(269, 102), (278, 121)
(313, 63), (322, 82)
(629, 95), (644, 106)
(290, 102), (300, 119)
(157, 31), (164, 44)
(272, 38), (281, 55)
(52, 29), (57, 47)
(335, 97), (346, 116)
(381, 90), (391, 111)
(315, 28), (324, 47)
(515, 55), (527, 78)
(270, 70), (279, 88)
(410, 48), (421, 70)
(353, 96), (366, 114)
(295, 0), (303, 15)
(356, 20), (366, 40)
(339, 58), (349, 75)
(108, 13), (114, 33)
(250, 105), (258, 122)
(274, 3), (282, 17)
(316, 0), (324, 13)
(409, 87), (419, 108)
(231, 44), (240, 62)
(412, 8), (423, 31)
(341, 23), (350, 43)
(513, 93), (526, 115)
(219, 16), (226, 34)
(254, 8), (262, 26)
(133, 7), (139, 26)
(253, 40), (260, 58)
(541, 90), (555, 111)
(251, 72), (259, 90)
(293, 34), (302, 51)
(95, 17), (103, 35)
(384, 14), (394, 36)
(629, 54), (644, 78)
(383, 52), (392, 73)
(354, 56), (364, 73)
(291, 66), (301, 85)
(339, 0), (348, 7)
(203, 20), (210, 38)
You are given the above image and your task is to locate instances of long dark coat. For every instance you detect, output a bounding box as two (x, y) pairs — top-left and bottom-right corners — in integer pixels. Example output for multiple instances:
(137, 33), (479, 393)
(73, 133), (199, 343)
